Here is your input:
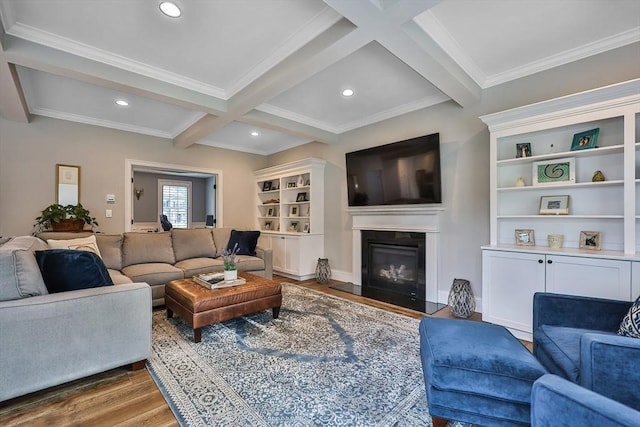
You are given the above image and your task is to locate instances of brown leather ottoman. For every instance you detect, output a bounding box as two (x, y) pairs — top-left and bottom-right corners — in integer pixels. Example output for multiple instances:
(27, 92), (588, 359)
(165, 272), (282, 343)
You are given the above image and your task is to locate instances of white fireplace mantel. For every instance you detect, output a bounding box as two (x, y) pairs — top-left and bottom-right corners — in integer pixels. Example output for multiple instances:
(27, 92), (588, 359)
(349, 205), (443, 304)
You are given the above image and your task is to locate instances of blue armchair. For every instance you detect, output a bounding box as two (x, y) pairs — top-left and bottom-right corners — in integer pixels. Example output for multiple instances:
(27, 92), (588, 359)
(533, 292), (640, 411)
(531, 374), (640, 427)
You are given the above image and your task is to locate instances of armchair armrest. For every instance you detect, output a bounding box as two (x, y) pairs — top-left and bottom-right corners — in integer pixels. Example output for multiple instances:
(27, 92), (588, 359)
(255, 246), (273, 279)
(532, 374), (640, 427)
(580, 332), (640, 411)
(533, 292), (631, 333)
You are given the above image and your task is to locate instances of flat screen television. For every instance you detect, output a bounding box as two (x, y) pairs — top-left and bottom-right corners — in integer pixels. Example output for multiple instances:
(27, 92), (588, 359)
(346, 133), (442, 206)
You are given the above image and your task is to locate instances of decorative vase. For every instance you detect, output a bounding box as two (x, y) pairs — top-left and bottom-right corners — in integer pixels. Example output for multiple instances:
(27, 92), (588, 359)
(315, 258), (331, 284)
(515, 177), (525, 187)
(447, 278), (475, 318)
(592, 170), (605, 182)
(224, 270), (237, 282)
(297, 175), (305, 187)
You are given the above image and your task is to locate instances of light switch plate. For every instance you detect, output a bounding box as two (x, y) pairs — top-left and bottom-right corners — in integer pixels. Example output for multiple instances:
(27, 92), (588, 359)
(106, 194), (116, 202)
(105, 209), (113, 218)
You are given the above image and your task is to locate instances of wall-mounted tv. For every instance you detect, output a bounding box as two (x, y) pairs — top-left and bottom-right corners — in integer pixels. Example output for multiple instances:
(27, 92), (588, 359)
(346, 133), (442, 207)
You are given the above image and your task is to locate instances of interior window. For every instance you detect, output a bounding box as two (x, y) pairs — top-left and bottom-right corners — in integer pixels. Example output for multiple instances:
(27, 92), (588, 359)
(158, 179), (192, 229)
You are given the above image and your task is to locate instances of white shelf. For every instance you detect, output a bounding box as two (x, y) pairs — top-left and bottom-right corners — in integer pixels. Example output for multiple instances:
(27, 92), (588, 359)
(497, 144), (624, 165)
(497, 215), (624, 219)
(498, 180), (624, 191)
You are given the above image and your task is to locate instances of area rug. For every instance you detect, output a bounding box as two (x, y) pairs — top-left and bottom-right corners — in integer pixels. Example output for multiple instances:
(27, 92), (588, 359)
(147, 283), (464, 426)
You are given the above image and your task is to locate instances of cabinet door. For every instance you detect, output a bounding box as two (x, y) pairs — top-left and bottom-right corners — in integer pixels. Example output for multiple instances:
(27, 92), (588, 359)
(271, 236), (286, 271)
(284, 236), (300, 273)
(482, 250), (545, 335)
(546, 256), (631, 301)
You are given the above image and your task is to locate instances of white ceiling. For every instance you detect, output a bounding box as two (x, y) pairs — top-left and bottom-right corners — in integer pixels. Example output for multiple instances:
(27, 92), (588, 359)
(1, 0), (638, 155)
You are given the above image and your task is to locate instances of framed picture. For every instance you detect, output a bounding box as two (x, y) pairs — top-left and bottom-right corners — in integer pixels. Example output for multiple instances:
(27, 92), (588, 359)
(579, 231), (601, 250)
(287, 181), (297, 188)
(570, 128), (599, 151)
(296, 192), (307, 202)
(288, 222), (299, 232)
(303, 222), (310, 233)
(539, 195), (570, 215)
(264, 221), (272, 230)
(532, 157), (575, 186)
(289, 205), (298, 217)
(262, 181), (272, 192)
(515, 229), (535, 246)
(516, 142), (531, 158)
(267, 207), (274, 217)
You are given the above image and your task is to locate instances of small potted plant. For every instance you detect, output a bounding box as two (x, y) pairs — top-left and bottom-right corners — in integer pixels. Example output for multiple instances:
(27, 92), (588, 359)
(34, 203), (99, 234)
(221, 242), (239, 282)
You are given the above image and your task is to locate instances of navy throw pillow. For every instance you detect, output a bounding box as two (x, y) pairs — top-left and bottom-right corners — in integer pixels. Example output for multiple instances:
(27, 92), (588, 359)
(35, 249), (114, 294)
(227, 230), (261, 256)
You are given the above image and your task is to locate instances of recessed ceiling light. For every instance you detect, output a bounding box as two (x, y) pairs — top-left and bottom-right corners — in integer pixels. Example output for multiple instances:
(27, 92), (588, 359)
(250, 131), (260, 137)
(159, 1), (181, 18)
(115, 99), (129, 107)
(341, 88), (355, 97)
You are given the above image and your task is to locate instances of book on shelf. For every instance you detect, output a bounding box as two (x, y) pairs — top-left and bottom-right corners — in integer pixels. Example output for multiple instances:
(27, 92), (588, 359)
(193, 273), (246, 289)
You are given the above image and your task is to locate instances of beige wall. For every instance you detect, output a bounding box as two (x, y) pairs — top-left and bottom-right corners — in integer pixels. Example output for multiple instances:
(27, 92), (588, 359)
(0, 116), (267, 236)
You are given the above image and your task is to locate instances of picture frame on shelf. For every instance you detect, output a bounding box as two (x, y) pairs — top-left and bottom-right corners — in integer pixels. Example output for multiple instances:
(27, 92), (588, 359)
(539, 195), (570, 215)
(570, 128), (599, 151)
(264, 221), (272, 230)
(267, 207), (274, 217)
(532, 157), (575, 186)
(515, 229), (535, 246)
(579, 231), (601, 250)
(287, 181), (297, 188)
(262, 181), (272, 192)
(289, 206), (298, 217)
(516, 142), (531, 158)
(296, 192), (308, 202)
(303, 222), (310, 233)
(288, 222), (298, 232)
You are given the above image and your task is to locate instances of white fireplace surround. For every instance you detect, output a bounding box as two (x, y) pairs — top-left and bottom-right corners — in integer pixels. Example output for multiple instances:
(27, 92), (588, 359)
(349, 205), (443, 304)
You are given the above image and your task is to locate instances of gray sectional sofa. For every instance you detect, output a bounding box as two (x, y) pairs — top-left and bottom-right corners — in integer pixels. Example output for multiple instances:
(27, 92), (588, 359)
(39, 227), (273, 306)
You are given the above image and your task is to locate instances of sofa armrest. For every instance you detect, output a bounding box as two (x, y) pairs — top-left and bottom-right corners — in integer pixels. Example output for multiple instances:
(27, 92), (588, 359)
(532, 374), (640, 427)
(0, 283), (152, 402)
(580, 332), (640, 410)
(255, 246), (273, 279)
(533, 292), (631, 332)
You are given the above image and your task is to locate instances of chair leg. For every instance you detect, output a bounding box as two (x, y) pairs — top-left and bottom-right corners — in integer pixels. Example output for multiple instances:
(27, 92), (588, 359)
(431, 416), (447, 427)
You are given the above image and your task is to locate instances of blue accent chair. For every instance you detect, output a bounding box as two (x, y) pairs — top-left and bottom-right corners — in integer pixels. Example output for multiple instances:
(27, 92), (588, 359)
(533, 292), (640, 411)
(531, 374), (640, 427)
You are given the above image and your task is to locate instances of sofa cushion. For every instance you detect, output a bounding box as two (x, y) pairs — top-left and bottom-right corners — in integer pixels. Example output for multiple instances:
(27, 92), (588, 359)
(47, 235), (102, 258)
(0, 236), (49, 301)
(227, 230), (260, 256)
(175, 257), (224, 277)
(212, 227), (232, 257)
(108, 268), (133, 285)
(236, 255), (265, 272)
(171, 228), (216, 262)
(122, 232), (175, 267)
(618, 295), (640, 338)
(121, 263), (184, 285)
(95, 234), (124, 270)
(35, 249), (113, 293)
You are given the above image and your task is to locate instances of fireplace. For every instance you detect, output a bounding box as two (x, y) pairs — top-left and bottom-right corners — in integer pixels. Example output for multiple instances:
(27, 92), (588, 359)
(361, 230), (425, 311)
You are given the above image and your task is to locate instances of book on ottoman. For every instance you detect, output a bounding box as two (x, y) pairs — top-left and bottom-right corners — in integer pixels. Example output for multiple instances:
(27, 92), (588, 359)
(193, 273), (246, 289)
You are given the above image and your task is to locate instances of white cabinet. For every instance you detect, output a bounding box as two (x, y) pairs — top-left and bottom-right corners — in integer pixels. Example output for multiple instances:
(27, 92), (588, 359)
(259, 233), (323, 280)
(483, 248), (633, 340)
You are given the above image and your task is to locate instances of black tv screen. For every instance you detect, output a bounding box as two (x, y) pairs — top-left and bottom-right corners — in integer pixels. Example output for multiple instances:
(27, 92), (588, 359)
(346, 133), (442, 206)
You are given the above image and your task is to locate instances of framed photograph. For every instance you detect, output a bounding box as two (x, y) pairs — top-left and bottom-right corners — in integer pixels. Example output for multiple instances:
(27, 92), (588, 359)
(515, 229), (535, 246)
(287, 181), (297, 188)
(532, 157), (575, 186)
(267, 207), (274, 217)
(288, 222), (299, 232)
(264, 221), (272, 230)
(516, 142), (532, 158)
(296, 192), (308, 202)
(570, 128), (599, 151)
(579, 231), (601, 250)
(539, 195), (570, 215)
(303, 222), (310, 233)
(289, 205), (298, 217)
(262, 181), (272, 192)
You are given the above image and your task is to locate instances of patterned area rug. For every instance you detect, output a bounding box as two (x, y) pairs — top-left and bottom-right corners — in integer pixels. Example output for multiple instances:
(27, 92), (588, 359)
(147, 284), (460, 426)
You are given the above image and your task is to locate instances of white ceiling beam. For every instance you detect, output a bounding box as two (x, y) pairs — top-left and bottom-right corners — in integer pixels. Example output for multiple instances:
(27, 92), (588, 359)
(323, 0), (481, 107)
(174, 18), (368, 148)
(0, 20), (29, 122)
(241, 110), (339, 145)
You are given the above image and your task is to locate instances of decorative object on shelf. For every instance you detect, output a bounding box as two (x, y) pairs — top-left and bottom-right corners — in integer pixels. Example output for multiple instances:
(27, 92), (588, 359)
(262, 181), (272, 191)
(515, 177), (526, 187)
(297, 175), (305, 187)
(592, 170), (606, 182)
(304, 179), (311, 186)
(539, 195), (570, 215)
(134, 188), (144, 200)
(263, 198), (280, 204)
(516, 142), (531, 158)
(579, 231), (601, 251)
(267, 207), (274, 216)
(570, 128), (599, 151)
(264, 221), (272, 230)
(547, 234), (564, 249)
(532, 157), (575, 186)
(515, 229), (535, 246)
(287, 181), (297, 188)
(303, 222), (310, 233)
(447, 278), (475, 318)
(296, 192), (308, 202)
(222, 243), (239, 282)
(315, 258), (331, 284)
(289, 205), (298, 217)
(33, 203), (98, 234)
(547, 144), (555, 153)
(288, 222), (299, 232)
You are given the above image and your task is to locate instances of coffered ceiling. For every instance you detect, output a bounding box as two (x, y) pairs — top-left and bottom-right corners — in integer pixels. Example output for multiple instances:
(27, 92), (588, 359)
(1, 0), (638, 155)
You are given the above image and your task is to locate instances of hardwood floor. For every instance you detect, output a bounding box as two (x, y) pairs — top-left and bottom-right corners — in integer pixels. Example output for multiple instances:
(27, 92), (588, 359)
(0, 276), (486, 426)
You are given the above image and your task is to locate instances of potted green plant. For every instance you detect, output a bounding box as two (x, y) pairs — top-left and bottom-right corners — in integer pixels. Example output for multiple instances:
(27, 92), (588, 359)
(34, 203), (98, 234)
(221, 242), (239, 282)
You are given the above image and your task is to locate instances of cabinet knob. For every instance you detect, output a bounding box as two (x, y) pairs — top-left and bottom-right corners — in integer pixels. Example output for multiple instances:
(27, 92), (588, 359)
(538, 259), (543, 263)
(547, 259), (552, 264)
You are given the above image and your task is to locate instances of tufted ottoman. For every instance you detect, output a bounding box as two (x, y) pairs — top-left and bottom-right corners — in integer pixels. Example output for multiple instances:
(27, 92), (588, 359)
(419, 318), (547, 426)
(165, 272), (282, 343)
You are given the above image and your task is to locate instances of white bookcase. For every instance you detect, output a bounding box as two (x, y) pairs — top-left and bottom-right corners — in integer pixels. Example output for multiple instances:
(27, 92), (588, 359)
(479, 79), (640, 340)
(254, 158), (326, 280)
